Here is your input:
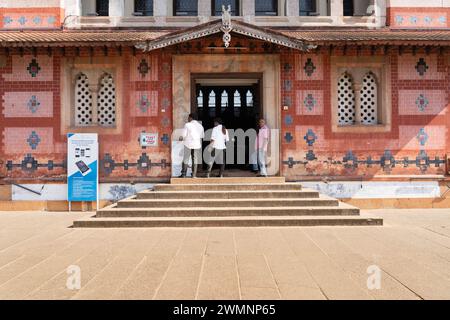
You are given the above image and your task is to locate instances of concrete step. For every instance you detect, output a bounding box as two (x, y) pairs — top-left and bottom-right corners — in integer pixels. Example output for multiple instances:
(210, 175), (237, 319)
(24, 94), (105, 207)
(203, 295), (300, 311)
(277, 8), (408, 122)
(137, 190), (320, 200)
(153, 183), (302, 191)
(73, 215), (383, 228)
(97, 203), (360, 218)
(170, 177), (286, 184)
(116, 197), (339, 208)
(76, 179), (381, 228)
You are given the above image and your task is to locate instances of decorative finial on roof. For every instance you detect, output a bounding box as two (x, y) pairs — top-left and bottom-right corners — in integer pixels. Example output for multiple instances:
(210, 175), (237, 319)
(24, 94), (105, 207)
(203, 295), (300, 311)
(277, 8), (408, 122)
(221, 5), (232, 48)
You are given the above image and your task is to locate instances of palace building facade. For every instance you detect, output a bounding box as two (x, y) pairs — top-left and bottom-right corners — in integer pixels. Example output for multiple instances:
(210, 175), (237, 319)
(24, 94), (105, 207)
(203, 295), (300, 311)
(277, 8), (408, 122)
(0, 0), (449, 209)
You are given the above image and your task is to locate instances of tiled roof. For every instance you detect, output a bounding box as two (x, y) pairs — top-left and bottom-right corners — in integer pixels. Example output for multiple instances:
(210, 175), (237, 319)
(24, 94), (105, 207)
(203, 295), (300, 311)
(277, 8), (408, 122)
(0, 28), (449, 47)
(281, 29), (450, 45)
(0, 30), (168, 46)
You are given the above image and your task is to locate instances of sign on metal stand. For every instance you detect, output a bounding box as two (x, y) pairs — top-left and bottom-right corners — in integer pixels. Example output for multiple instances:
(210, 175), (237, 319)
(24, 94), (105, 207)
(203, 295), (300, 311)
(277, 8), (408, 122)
(67, 133), (99, 210)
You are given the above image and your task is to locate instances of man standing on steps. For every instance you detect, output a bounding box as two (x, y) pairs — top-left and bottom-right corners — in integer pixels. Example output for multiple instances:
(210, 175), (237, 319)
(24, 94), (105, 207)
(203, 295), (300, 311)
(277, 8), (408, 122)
(206, 118), (229, 178)
(254, 118), (270, 177)
(179, 113), (204, 178)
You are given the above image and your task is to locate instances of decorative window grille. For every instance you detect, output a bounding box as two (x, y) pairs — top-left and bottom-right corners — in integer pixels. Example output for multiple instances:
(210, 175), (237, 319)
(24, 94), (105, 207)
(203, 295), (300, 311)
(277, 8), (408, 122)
(337, 73), (356, 125)
(255, 0), (278, 16)
(234, 90), (241, 107)
(221, 90), (229, 107)
(360, 72), (378, 125)
(246, 90), (254, 107)
(135, 0), (154, 16)
(208, 90), (216, 108)
(97, 74), (116, 127)
(213, 0), (239, 16)
(300, 0), (317, 16)
(74, 72), (117, 127)
(96, 0), (109, 16)
(174, 0), (198, 16)
(197, 90), (204, 108)
(75, 73), (93, 126)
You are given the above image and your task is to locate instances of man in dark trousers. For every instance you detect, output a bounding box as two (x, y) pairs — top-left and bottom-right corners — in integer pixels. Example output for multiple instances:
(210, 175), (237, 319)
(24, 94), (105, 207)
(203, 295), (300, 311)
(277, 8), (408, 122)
(179, 113), (204, 178)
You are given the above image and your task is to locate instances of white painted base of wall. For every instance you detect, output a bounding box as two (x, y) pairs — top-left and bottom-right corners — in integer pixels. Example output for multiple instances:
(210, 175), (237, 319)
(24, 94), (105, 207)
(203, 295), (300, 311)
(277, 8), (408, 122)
(301, 181), (441, 199)
(10, 181), (441, 201)
(11, 183), (154, 202)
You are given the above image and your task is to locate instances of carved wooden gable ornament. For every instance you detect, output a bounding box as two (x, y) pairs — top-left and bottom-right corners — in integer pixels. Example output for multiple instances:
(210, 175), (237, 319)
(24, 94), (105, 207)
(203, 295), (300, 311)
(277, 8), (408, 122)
(135, 11), (314, 52)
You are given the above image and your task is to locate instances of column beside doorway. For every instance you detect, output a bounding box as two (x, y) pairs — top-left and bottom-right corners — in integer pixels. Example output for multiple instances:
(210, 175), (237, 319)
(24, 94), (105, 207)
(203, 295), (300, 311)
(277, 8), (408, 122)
(330, 0), (344, 24)
(285, 0), (300, 17)
(109, 0), (125, 16)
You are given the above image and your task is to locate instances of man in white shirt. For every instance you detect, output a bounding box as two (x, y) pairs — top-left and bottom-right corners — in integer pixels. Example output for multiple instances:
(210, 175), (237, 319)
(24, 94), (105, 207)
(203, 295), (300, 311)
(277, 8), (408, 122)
(179, 113), (205, 178)
(253, 118), (270, 177)
(207, 118), (229, 178)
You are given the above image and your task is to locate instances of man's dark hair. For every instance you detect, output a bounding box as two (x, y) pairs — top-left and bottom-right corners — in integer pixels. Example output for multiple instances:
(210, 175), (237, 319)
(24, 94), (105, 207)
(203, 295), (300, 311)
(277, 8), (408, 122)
(214, 117), (227, 135)
(189, 113), (197, 120)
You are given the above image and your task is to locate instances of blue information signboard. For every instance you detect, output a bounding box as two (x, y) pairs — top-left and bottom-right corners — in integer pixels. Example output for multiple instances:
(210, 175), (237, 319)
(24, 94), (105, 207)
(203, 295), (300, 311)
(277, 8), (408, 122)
(67, 133), (98, 202)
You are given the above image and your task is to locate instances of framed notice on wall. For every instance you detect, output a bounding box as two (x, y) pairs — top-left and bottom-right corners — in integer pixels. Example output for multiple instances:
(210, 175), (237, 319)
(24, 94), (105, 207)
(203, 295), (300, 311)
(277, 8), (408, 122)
(67, 133), (98, 202)
(140, 132), (158, 147)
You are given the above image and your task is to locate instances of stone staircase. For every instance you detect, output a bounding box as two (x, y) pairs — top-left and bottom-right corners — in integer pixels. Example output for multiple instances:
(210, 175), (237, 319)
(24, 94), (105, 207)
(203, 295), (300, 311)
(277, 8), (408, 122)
(73, 177), (383, 228)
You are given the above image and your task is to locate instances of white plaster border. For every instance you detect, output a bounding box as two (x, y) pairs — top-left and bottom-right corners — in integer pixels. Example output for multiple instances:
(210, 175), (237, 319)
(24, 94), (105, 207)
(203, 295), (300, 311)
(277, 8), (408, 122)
(10, 181), (441, 201)
(301, 181), (441, 199)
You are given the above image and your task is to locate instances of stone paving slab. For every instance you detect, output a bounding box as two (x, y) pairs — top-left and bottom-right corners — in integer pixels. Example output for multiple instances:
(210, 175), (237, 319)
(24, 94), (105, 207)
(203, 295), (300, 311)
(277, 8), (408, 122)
(0, 209), (449, 300)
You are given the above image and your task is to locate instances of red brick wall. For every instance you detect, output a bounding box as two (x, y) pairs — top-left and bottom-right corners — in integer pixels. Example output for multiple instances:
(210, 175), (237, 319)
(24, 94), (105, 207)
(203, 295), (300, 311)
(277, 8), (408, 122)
(0, 8), (63, 29)
(0, 49), (65, 180)
(281, 47), (450, 178)
(0, 44), (449, 181)
(387, 7), (449, 29)
(0, 47), (172, 181)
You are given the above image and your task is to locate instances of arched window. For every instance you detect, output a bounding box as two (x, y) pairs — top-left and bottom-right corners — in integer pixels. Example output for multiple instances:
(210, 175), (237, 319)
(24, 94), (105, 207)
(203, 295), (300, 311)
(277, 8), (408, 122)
(221, 90), (229, 107)
(208, 90), (216, 108)
(360, 72), (378, 125)
(96, 0), (109, 16)
(255, 0), (278, 16)
(174, 0), (198, 16)
(213, 0), (239, 16)
(246, 90), (254, 107)
(135, 0), (154, 16)
(75, 73), (93, 126)
(197, 90), (204, 108)
(234, 90), (241, 107)
(338, 72), (356, 125)
(97, 73), (116, 127)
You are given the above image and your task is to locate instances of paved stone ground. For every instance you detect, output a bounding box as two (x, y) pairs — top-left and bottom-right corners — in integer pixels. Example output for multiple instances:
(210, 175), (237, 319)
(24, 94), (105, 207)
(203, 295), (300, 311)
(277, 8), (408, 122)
(0, 209), (449, 300)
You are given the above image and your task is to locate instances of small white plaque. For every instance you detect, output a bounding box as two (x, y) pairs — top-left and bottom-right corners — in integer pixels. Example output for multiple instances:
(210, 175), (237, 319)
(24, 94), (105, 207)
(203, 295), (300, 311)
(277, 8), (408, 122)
(140, 133), (159, 147)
